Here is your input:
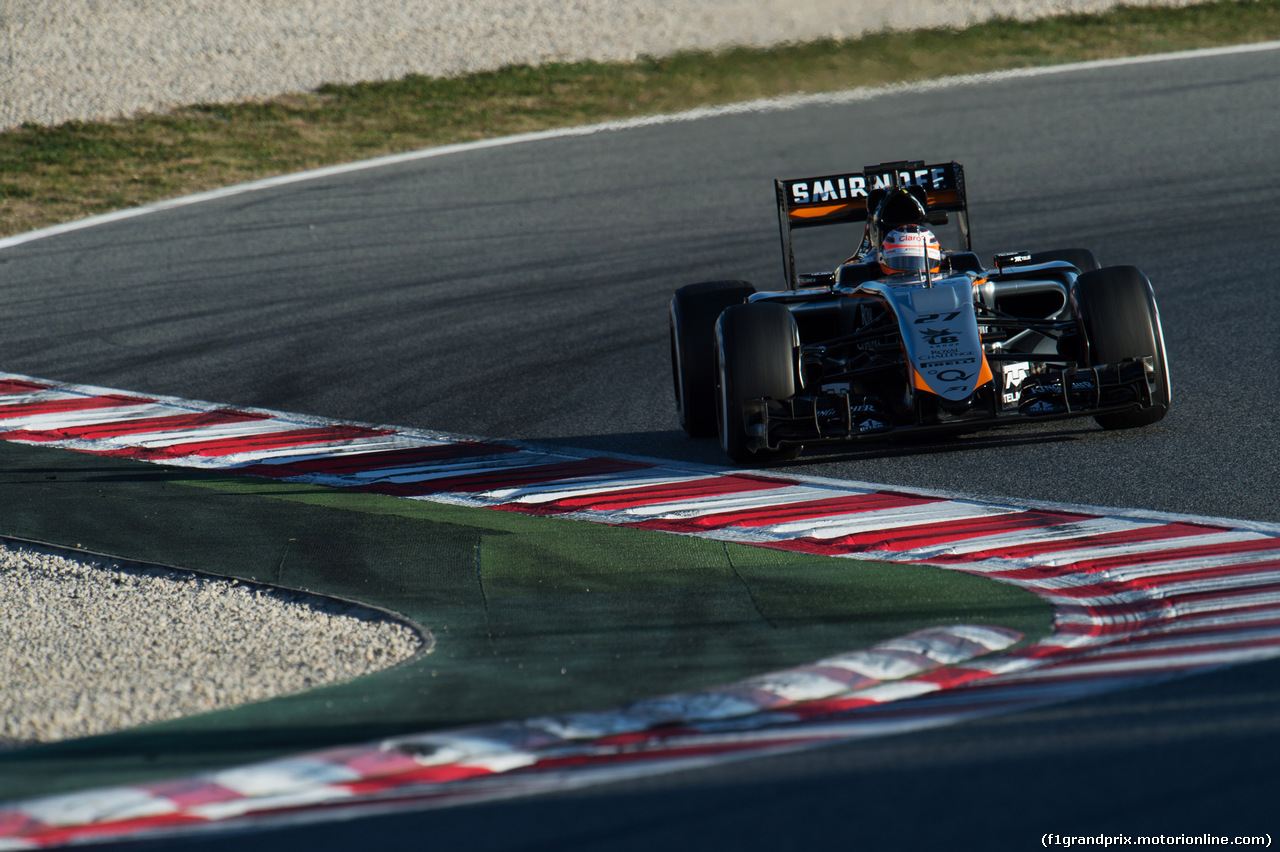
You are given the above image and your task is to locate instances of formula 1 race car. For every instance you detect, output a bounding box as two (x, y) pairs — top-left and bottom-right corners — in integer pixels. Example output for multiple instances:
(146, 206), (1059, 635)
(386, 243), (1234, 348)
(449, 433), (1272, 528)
(669, 160), (1170, 464)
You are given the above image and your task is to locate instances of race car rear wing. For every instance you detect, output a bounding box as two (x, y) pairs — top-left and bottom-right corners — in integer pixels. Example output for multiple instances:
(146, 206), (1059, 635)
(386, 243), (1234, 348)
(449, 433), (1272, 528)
(775, 160), (971, 289)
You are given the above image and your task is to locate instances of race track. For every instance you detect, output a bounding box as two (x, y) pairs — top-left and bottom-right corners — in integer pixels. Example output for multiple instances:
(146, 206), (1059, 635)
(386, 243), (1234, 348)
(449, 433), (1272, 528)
(2, 46), (1279, 849)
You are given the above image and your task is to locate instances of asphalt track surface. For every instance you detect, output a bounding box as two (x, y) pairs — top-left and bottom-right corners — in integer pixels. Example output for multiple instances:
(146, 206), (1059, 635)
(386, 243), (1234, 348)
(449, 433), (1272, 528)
(2, 46), (1279, 849)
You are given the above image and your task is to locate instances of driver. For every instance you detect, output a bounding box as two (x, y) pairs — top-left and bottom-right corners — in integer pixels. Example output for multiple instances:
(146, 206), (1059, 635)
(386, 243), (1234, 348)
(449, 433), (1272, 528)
(878, 224), (942, 276)
(842, 184), (937, 270)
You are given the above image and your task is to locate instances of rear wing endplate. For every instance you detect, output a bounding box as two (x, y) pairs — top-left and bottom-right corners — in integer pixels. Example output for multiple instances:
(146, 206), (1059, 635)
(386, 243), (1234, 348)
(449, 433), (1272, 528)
(775, 160), (970, 289)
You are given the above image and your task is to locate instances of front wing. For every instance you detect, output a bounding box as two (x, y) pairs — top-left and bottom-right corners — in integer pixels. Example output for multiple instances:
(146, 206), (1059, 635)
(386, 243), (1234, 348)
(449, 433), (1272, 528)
(739, 357), (1157, 452)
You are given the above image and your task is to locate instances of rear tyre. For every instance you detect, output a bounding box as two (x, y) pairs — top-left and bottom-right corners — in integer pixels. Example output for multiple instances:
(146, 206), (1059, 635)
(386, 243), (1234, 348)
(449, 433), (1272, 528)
(670, 280), (756, 437)
(715, 302), (801, 464)
(1076, 266), (1171, 429)
(1030, 248), (1100, 274)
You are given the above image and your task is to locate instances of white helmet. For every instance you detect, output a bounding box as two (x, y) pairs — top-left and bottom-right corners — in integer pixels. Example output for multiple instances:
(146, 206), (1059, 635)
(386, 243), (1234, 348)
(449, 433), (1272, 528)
(879, 224), (942, 275)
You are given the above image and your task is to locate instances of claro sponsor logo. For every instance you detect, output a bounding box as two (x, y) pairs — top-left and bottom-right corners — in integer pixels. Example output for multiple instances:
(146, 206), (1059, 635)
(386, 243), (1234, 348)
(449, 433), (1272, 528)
(790, 167), (950, 204)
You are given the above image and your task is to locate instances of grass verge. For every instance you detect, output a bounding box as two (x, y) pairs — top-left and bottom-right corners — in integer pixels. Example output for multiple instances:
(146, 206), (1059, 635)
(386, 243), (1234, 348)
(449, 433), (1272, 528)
(2, 1), (1279, 239)
(0, 441), (1050, 800)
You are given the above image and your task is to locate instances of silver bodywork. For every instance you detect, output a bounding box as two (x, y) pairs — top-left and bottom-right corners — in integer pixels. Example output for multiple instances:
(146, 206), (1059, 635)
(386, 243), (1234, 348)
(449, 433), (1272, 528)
(855, 275), (987, 403)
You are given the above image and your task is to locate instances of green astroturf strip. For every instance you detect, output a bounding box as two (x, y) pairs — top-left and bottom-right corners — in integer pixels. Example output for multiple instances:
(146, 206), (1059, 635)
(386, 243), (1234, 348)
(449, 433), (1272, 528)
(0, 441), (1050, 800)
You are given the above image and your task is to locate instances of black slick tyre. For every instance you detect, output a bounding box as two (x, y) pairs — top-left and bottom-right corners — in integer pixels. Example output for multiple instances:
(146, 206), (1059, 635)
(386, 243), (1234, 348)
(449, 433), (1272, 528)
(714, 301), (800, 464)
(1029, 248), (1101, 274)
(1076, 266), (1171, 429)
(670, 280), (756, 437)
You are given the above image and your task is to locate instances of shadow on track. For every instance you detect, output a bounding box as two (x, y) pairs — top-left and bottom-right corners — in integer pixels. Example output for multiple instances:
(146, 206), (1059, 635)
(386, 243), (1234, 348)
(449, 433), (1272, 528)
(539, 422), (1101, 475)
(102, 656), (1280, 851)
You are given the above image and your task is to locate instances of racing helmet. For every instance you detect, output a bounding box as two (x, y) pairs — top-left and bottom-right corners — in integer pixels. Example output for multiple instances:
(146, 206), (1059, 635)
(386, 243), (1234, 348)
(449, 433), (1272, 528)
(878, 224), (942, 275)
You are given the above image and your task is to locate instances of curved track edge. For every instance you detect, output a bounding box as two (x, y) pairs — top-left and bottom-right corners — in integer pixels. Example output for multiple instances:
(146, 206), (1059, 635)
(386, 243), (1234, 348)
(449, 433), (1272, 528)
(0, 371), (1278, 846)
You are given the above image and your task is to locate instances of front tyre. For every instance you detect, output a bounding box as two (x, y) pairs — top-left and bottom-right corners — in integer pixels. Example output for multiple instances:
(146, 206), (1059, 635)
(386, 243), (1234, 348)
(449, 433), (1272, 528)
(670, 280), (756, 437)
(1076, 266), (1171, 429)
(715, 302), (801, 464)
